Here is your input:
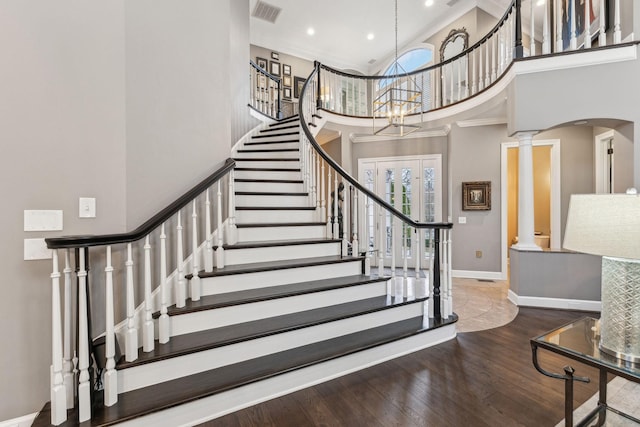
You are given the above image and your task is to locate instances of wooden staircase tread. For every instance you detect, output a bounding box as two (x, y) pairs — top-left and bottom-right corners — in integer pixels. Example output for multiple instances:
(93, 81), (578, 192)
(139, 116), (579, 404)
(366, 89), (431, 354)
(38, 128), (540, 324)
(234, 178), (303, 183)
(235, 221), (326, 228)
(197, 255), (362, 278)
(216, 237), (341, 250)
(127, 293), (422, 369)
(235, 205), (314, 210)
(59, 316), (444, 426)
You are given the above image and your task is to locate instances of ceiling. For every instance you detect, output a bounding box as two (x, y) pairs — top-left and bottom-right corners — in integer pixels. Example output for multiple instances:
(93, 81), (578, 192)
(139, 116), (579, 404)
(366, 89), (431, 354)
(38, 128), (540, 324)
(249, 0), (517, 74)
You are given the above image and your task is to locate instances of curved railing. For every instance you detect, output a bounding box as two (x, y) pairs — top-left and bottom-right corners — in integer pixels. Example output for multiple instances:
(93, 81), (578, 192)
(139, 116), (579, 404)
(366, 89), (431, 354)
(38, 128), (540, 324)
(249, 60), (282, 119)
(297, 63), (455, 327)
(44, 159), (237, 424)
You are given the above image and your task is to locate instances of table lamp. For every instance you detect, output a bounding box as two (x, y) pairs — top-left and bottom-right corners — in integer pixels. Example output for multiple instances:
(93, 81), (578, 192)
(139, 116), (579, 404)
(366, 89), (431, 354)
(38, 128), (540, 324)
(563, 189), (640, 363)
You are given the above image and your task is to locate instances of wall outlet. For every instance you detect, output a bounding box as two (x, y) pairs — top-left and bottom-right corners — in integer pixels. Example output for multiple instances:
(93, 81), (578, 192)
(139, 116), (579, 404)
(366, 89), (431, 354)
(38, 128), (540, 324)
(458, 216), (466, 224)
(475, 250), (482, 258)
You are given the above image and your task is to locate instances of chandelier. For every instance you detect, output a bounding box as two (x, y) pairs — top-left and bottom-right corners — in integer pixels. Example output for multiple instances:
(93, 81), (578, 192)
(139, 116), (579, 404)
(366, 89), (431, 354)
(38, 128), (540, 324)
(373, 0), (423, 137)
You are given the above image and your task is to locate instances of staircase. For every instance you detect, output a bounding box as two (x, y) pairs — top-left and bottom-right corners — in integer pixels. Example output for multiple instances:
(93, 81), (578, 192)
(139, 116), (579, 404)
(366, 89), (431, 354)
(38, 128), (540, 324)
(35, 116), (457, 427)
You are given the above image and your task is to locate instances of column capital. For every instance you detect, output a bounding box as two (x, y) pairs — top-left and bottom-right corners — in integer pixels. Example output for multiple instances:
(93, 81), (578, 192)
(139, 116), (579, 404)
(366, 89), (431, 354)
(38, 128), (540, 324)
(513, 131), (539, 142)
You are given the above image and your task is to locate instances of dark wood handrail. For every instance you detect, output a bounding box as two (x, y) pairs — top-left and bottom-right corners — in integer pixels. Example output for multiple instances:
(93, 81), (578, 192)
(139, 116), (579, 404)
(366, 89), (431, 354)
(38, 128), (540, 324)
(300, 63), (452, 231)
(46, 158), (236, 249)
(250, 60), (281, 83)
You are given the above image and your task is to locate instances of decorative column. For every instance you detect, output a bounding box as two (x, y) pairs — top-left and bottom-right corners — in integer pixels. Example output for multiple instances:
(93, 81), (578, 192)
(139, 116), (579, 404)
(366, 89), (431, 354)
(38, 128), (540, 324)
(512, 132), (542, 251)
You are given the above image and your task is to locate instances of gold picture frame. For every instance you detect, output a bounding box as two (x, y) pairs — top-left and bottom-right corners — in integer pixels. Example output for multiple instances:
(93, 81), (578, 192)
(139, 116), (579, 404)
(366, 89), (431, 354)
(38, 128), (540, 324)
(462, 181), (491, 211)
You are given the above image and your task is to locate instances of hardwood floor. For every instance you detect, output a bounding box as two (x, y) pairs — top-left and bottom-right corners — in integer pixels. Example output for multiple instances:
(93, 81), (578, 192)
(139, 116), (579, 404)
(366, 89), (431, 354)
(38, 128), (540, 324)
(204, 308), (601, 427)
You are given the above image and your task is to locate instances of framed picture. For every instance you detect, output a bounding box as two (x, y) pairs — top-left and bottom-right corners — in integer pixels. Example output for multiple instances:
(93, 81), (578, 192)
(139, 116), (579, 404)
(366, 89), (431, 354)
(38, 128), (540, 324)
(256, 57), (268, 70)
(555, 0), (606, 50)
(271, 51), (279, 60)
(283, 64), (291, 76)
(283, 75), (292, 87)
(462, 181), (491, 211)
(283, 87), (292, 100)
(294, 76), (306, 99)
(270, 61), (280, 76)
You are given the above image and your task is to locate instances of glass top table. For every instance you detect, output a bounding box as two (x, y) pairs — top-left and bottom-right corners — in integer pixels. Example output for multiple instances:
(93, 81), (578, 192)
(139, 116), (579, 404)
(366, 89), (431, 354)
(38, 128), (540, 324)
(531, 317), (640, 427)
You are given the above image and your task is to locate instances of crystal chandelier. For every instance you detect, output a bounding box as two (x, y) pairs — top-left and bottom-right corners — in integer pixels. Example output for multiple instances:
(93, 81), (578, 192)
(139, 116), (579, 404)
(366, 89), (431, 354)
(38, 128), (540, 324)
(373, 0), (423, 137)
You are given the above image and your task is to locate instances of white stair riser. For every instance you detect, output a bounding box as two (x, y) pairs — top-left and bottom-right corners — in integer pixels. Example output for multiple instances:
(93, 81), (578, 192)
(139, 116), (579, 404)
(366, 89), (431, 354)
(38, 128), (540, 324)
(235, 160), (301, 169)
(236, 194), (310, 207)
(236, 209), (315, 223)
(224, 241), (341, 266)
(255, 129), (299, 137)
(118, 324), (455, 427)
(201, 260), (361, 295)
(171, 280), (388, 336)
(234, 181), (304, 193)
(236, 150), (300, 159)
(243, 142), (300, 150)
(118, 302), (423, 393)
(235, 170), (301, 181)
(237, 225), (325, 241)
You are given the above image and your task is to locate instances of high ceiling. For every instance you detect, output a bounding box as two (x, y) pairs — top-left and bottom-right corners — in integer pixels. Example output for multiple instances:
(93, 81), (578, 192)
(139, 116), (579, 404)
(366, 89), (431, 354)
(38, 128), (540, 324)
(249, 0), (514, 74)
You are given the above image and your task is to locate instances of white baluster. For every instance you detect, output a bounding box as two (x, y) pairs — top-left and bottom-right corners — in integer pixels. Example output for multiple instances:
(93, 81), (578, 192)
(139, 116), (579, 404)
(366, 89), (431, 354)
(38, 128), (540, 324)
(584, 0), (592, 48)
(598, 0), (606, 46)
(415, 228), (421, 292)
(320, 159), (326, 223)
(315, 153), (321, 220)
(143, 236), (154, 352)
(62, 250), (73, 408)
(216, 182), (224, 268)
(491, 37), (497, 82)
(77, 248), (91, 422)
(456, 58), (462, 101)
(447, 229), (453, 318)
(402, 226), (408, 297)
(555, 0), (563, 52)
(570, 0), (577, 49)
(175, 212), (186, 308)
(478, 45), (484, 91)
(543, 0), (550, 54)
(449, 63), (454, 103)
(50, 250), (67, 425)
(192, 200), (202, 301)
(104, 246), (118, 406)
(390, 216), (396, 278)
(484, 41), (490, 87)
(464, 54), (470, 99)
(311, 151), (317, 211)
(205, 189), (213, 272)
(530, 0), (536, 56)
(327, 168), (333, 236)
(333, 173), (339, 238)
(613, 0), (621, 43)
(228, 170), (238, 244)
(159, 225), (170, 344)
(342, 179), (349, 256)
(471, 49), (477, 95)
(125, 243), (138, 361)
(352, 187), (359, 257)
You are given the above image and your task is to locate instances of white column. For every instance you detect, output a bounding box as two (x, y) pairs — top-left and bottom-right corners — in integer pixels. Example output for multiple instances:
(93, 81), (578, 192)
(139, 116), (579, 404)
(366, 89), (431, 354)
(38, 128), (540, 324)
(125, 243), (138, 362)
(62, 250), (74, 409)
(613, 0), (621, 43)
(103, 246), (118, 406)
(76, 248), (91, 422)
(512, 132), (542, 251)
(530, 0), (536, 56)
(158, 224), (170, 344)
(570, 0), (577, 49)
(143, 236), (154, 352)
(50, 250), (67, 425)
(542, 0), (550, 54)
(584, 0), (592, 48)
(598, 0), (606, 46)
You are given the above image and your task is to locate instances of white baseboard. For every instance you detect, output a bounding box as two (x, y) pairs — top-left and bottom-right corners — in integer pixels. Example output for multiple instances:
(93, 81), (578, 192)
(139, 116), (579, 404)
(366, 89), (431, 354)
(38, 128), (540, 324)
(452, 270), (505, 281)
(0, 413), (37, 427)
(116, 324), (456, 427)
(508, 290), (601, 312)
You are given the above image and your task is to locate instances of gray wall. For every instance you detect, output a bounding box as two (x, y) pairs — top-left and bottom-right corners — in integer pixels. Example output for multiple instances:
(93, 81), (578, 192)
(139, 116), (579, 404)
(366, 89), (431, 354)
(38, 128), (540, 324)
(0, 0), (250, 420)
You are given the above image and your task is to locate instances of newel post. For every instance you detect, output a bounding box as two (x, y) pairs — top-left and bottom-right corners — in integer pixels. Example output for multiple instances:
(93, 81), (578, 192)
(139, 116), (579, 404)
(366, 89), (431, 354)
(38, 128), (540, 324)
(514, 0), (524, 58)
(276, 78), (283, 119)
(433, 229), (441, 320)
(315, 61), (322, 109)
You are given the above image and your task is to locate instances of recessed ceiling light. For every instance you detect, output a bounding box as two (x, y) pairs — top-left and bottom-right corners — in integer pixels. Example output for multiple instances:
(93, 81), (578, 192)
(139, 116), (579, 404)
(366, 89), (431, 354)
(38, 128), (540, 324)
(307, 27), (315, 36)
(425, 0), (434, 6)
(367, 33), (375, 40)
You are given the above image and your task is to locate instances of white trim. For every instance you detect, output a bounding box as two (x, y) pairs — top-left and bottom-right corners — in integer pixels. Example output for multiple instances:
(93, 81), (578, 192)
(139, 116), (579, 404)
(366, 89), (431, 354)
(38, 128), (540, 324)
(501, 139), (561, 281)
(508, 289), (602, 312)
(594, 129), (615, 194)
(232, 121), (277, 155)
(115, 324), (456, 427)
(452, 270), (504, 281)
(350, 126), (450, 143)
(456, 117), (507, 128)
(0, 413), (37, 427)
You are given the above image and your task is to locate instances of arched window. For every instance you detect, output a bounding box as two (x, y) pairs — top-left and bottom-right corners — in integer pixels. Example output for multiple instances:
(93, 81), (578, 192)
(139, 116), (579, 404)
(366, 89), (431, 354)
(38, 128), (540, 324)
(380, 47), (433, 89)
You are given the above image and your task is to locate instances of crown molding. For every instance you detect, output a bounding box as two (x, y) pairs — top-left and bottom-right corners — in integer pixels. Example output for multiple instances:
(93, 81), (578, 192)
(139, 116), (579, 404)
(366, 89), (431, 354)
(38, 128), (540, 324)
(349, 125), (451, 143)
(456, 117), (507, 128)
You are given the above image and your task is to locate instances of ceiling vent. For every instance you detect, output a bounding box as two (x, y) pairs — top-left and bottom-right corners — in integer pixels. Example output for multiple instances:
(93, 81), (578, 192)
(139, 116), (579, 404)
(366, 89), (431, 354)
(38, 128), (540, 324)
(251, 1), (282, 24)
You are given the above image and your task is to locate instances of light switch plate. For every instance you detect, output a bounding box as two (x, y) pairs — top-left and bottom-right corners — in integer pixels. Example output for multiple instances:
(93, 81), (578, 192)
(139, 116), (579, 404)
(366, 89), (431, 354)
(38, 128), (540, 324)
(79, 197), (96, 218)
(24, 238), (53, 260)
(458, 216), (467, 224)
(24, 210), (63, 231)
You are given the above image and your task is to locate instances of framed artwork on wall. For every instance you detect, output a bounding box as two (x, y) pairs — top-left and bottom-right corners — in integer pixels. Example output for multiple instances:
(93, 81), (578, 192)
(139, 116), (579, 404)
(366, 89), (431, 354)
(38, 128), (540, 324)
(283, 75), (291, 87)
(256, 57), (267, 70)
(283, 87), (292, 100)
(271, 51), (279, 60)
(270, 61), (281, 76)
(462, 181), (491, 210)
(283, 64), (291, 76)
(294, 76), (306, 99)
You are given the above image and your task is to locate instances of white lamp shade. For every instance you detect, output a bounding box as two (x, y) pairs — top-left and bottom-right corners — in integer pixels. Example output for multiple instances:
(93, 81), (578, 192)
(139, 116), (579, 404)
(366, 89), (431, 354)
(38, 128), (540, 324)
(563, 193), (640, 260)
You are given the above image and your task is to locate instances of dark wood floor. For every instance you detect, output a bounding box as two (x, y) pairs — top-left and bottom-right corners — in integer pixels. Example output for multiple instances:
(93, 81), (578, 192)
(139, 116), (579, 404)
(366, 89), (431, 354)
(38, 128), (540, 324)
(202, 307), (602, 427)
